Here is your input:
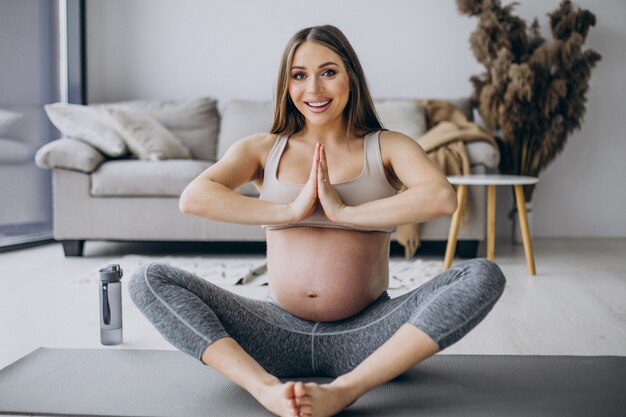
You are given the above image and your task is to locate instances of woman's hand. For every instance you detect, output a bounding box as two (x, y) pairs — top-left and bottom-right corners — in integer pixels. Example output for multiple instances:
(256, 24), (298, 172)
(287, 142), (321, 223)
(317, 144), (347, 223)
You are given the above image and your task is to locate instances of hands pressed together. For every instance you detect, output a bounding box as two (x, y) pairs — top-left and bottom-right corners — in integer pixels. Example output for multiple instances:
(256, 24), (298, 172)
(287, 142), (347, 225)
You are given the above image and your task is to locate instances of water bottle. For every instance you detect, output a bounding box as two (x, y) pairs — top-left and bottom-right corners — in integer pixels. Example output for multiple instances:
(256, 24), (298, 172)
(99, 264), (123, 345)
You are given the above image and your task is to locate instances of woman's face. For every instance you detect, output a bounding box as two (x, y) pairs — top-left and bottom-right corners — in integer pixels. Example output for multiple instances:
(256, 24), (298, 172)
(288, 41), (350, 129)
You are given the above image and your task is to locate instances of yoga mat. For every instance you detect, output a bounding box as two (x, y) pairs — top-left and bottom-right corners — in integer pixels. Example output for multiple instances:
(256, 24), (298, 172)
(1, 348), (625, 417)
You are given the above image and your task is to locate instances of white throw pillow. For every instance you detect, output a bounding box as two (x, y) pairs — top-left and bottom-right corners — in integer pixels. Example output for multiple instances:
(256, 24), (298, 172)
(374, 99), (427, 141)
(44, 103), (127, 157)
(35, 138), (105, 173)
(103, 106), (192, 161)
(106, 97), (220, 161)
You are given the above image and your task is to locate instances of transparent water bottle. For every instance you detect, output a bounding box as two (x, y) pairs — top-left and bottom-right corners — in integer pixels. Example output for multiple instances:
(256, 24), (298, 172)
(99, 264), (123, 345)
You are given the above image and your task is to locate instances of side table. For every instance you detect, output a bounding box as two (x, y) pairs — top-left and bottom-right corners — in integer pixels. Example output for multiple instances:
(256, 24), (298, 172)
(443, 175), (539, 275)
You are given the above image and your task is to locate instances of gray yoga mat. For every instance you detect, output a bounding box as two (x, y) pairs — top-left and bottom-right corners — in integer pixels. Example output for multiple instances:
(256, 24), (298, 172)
(1, 348), (625, 417)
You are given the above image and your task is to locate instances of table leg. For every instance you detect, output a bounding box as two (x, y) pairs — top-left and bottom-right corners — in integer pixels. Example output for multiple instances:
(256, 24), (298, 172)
(444, 184), (467, 270)
(487, 184), (496, 260)
(514, 185), (536, 275)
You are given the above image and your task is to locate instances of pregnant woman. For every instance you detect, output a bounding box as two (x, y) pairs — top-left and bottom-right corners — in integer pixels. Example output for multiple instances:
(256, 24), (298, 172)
(129, 25), (506, 417)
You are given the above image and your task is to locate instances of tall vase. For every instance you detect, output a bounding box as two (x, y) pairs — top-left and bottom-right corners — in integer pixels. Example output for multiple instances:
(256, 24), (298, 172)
(510, 202), (533, 245)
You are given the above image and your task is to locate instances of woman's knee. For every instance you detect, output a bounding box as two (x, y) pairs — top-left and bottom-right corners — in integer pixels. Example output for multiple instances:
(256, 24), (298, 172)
(127, 261), (170, 304)
(463, 258), (506, 296)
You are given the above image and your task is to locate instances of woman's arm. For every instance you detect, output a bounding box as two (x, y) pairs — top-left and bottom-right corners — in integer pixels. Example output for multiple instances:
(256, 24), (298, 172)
(179, 133), (319, 225)
(319, 131), (457, 228)
(179, 133), (285, 224)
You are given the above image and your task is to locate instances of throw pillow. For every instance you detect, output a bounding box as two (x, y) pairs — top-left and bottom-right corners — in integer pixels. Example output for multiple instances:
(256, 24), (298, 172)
(34, 138), (105, 173)
(44, 103), (127, 157)
(103, 106), (192, 161)
(105, 97), (220, 161)
(374, 99), (427, 141)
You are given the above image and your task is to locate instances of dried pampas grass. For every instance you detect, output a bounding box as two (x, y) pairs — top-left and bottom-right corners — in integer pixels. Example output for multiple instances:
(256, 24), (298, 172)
(458, 0), (601, 201)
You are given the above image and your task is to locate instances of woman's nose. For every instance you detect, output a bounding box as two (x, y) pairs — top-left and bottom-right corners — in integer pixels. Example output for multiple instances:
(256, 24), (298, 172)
(306, 76), (322, 94)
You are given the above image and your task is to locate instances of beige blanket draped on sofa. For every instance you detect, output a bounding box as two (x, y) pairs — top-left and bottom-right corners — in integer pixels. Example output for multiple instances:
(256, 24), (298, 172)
(395, 100), (498, 259)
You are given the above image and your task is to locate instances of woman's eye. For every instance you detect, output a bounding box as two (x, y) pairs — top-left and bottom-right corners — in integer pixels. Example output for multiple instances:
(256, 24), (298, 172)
(292, 69), (335, 80)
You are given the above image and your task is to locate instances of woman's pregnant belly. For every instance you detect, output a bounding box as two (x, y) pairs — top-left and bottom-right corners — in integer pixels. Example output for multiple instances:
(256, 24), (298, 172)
(266, 227), (391, 322)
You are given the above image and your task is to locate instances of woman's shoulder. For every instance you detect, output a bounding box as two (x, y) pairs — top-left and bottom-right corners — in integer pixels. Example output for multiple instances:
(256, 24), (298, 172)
(237, 132), (280, 148)
(377, 129), (426, 164)
(227, 132), (279, 157)
(378, 129), (415, 143)
(222, 133), (281, 171)
(378, 130), (423, 151)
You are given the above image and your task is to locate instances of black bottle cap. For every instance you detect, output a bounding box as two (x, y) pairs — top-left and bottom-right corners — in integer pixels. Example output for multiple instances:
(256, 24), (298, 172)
(99, 264), (123, 283)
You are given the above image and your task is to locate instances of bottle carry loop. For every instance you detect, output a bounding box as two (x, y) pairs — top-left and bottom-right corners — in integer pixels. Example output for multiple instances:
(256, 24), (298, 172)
(102, 283), (110, 325)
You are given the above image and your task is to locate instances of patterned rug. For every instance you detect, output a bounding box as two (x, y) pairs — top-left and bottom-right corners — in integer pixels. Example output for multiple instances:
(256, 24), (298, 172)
(74, 255), (444, 291)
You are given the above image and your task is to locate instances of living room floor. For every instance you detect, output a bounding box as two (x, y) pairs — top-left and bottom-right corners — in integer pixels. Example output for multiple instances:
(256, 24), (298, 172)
(1, 238), (625, 370)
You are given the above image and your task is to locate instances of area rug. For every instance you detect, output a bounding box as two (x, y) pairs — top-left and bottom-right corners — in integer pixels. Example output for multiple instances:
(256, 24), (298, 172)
(73, 255), (444, 290)
(1, 348), (625, 417)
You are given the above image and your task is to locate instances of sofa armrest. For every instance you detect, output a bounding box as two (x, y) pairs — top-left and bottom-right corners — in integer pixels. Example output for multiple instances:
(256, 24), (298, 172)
(35, 138), (106, 173)
(466, 141), (500, 170)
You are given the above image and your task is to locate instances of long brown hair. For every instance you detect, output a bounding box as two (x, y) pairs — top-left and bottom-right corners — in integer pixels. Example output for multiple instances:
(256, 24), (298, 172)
(270, 25), (384, 138)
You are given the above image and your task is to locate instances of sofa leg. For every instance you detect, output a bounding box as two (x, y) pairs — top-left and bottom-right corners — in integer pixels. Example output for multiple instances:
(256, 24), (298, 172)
(62, 240), (85, 257)
(456, 240), (479, 259)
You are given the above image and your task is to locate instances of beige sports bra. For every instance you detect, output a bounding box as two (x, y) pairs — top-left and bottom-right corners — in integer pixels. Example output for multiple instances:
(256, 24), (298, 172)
(259, 130), (398, 233)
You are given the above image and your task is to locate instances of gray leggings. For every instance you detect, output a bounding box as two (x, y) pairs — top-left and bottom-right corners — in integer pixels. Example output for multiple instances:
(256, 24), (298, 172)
(128, 258), (505, 378)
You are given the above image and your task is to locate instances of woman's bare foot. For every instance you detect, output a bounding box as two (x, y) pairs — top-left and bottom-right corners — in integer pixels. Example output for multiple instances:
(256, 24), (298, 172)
(293, 379), (360, 417)
(255, 379), (300, 417)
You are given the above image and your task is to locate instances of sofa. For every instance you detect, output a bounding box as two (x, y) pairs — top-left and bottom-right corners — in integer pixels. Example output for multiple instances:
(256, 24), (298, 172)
(35, 97), (498, 257)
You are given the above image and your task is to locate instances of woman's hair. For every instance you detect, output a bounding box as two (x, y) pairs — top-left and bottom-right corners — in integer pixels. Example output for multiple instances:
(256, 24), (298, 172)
(270, 25), (384, 138)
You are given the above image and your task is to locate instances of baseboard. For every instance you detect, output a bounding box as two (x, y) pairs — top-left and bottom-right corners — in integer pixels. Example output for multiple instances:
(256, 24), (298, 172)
(390, 240), (479, 258)
(0, 238), (55, 254)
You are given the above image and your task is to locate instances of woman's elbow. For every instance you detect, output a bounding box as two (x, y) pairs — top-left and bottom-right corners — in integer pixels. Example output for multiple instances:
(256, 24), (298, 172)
(179, 185), (201, 215)
(439, 185), (458, 216)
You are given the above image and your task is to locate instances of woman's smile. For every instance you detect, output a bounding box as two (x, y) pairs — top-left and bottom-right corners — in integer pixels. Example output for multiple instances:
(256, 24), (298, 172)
(304, 98), (333, 112)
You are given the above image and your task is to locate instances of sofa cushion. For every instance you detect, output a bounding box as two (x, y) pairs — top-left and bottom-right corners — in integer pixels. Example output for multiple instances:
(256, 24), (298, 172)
(374, 99), (427, 140)
(91, 160), (211, 197)
(103, 106), (192, 161)
(91, 159), (260, 197)
(44, 103), (128, 157)
(108, 98), (220, 161)
(217, 100), (274, 160)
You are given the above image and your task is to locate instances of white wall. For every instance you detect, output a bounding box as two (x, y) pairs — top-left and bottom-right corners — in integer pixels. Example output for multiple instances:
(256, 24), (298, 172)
(86, 0), (626, 238)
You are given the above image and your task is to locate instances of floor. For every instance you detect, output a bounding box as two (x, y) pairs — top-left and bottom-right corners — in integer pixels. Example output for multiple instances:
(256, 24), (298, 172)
(1, 238), (625, 371)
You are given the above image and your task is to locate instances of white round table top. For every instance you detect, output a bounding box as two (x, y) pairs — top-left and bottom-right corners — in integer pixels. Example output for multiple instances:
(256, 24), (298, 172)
(447, 174), (539, 185)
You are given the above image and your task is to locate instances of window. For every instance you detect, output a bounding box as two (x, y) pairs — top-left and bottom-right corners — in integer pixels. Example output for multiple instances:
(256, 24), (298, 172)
(0, 0), (85, 250)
